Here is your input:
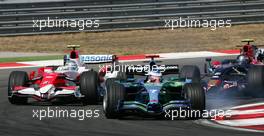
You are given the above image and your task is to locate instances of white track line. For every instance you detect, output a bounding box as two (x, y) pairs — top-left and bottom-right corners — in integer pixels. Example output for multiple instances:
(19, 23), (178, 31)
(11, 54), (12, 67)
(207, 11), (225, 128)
(17, 59), (63, 66)
(0, 66), (38, 69)
(197, 119), (264, 133)
(159, 51), (238, 59)
(215, 118), (264, 126)
(231, 102), (264, 110)
(225, 109), (264, 115)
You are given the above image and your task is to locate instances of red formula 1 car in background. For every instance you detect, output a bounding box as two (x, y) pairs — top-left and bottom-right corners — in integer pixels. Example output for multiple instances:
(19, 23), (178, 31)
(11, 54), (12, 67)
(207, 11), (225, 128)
(237, 39), (264, 65)
(8, 45), (119, 105)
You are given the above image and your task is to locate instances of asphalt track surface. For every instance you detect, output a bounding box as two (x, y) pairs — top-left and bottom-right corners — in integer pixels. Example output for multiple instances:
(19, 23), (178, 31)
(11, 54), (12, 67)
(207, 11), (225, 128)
(0, 56), (263, 136)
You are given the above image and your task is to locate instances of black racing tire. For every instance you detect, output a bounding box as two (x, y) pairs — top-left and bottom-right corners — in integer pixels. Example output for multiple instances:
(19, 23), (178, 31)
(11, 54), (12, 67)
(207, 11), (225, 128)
(247, 65), (264, 97)
(180, 65), (201, 83)
(184, 83), (205, 118)
(103, 80), (125, 119)
(105, 78), (117, 88)
(8, 71), (29, 105)
(80, 71), (99, 105)
(117, 71), (127, 81)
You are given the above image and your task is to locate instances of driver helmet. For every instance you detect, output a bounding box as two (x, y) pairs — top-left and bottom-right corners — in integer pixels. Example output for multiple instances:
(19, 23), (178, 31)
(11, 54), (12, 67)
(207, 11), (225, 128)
(66, 60), (78, 71)
(146, 70), (162, 83)
(237, 55), (250, 65)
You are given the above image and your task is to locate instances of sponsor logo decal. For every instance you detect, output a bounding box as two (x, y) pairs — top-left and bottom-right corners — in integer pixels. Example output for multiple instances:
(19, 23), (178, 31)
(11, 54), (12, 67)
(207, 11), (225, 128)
(80, 55), (113, 63)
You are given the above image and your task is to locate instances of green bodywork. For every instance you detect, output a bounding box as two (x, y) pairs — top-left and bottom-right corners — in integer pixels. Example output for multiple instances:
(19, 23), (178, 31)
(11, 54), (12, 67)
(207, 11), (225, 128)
(120, 76), (188, 105)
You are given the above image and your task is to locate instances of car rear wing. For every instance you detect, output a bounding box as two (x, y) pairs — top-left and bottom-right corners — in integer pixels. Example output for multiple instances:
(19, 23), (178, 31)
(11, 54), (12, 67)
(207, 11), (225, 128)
(236, 39), (264, 47)
(125, 64), (179, 76)
(80, 55), (117, 64)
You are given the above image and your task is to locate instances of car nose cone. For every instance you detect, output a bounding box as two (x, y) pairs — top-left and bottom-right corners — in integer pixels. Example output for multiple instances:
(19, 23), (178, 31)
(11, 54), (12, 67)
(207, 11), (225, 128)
(39, 84), (54, 94)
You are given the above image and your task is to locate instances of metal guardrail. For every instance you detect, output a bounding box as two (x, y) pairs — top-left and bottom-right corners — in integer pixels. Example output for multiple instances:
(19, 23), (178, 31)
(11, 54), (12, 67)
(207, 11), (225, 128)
(0, 0), (264, 36)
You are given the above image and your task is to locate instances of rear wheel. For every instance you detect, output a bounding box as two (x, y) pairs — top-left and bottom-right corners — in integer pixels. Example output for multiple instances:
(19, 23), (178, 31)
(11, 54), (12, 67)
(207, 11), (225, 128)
(247, 65), (264, 97)
(8, 71), (29, 105)
(80, 71), (99, 105)
(180, 65), (201, 83)
(103, 81), (125, 119)
(117, 72), (127, 81)
(184, 83), (205, 118)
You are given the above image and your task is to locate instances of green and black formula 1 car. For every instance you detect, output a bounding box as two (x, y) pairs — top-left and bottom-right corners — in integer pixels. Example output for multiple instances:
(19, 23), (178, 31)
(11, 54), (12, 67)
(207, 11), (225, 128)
(103, 56), (205, 119)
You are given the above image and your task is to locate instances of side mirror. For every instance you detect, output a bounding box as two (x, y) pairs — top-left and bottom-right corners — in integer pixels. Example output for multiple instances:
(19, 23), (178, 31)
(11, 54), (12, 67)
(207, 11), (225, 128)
(206, 58), (211, 62)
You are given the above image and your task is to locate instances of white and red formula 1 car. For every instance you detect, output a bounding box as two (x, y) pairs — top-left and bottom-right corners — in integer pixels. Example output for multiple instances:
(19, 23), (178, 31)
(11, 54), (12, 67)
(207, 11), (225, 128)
(8, 45), (122, 105)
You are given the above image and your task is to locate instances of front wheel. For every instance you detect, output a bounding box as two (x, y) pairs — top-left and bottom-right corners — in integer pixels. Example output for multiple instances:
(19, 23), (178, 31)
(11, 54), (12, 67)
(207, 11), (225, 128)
(184, 83), (205, 118)
(80, 71), (99, 105)
(103, 81), (125, 119)
(8, 71), (29, 105)
(180, 65), (201, 83)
